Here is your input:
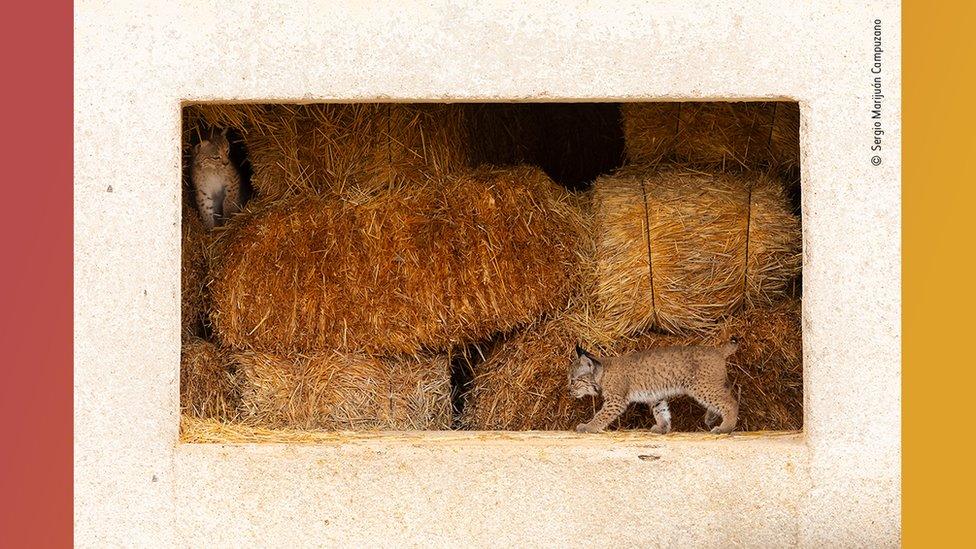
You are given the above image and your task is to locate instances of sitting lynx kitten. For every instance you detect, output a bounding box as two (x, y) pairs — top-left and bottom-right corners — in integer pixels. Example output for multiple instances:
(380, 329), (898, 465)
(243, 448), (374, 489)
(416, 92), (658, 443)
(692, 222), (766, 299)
(569, 342), (739, 434)
(191, 128), (242, 229)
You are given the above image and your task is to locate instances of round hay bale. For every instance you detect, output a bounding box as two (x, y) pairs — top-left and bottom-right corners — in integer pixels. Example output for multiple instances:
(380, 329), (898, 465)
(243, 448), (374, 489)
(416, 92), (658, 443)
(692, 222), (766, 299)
(235, 350), (452, 430)
(181, 338), (239, 420)
(210, 165), (584, 355)
(462, 298), (801, 432)
(181, 202), (209, 340)
(186, 103), (471, 200)
(593, 166), (801, 336)
(621, 102), (799, 169)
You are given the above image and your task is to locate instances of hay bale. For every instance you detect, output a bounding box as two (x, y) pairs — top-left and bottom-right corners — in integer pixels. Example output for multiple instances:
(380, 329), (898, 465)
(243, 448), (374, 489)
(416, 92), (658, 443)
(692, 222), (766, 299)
(593, 166), (801, 336)
(461, 298), (801, 432)
(182, 103), (273, 142)
(669, 298), (802, 431)
(292, 103), (470, 197)
(459, 314), (606, 431)
(459, 310), (685, 431)
(620, 103), (680, 165)
(621, 102), (799, 169)
(180, 338), (239, 420)
(184, 103), (470, 200)
(181, 203), (209, 339)
(210, 165), (584, 355)
(769, 102), (801, 171)
(235, 350), (452, 430)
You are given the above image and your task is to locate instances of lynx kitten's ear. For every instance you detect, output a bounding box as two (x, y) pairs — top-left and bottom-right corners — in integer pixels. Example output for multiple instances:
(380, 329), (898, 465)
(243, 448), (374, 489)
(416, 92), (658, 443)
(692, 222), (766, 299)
(576, 346), (601, 376)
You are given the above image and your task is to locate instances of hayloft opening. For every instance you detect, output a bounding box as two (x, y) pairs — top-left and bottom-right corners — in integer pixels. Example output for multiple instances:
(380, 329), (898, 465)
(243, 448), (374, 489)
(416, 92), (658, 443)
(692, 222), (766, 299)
(179, 101), (802, 440)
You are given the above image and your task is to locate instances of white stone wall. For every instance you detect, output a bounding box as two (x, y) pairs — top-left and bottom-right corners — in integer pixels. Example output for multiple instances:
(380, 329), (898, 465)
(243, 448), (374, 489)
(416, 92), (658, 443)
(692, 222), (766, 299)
(74, 1), (901, 546)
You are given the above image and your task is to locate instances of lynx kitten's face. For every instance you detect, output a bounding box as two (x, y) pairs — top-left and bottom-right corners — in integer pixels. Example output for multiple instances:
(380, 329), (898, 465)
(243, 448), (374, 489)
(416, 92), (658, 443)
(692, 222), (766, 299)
(569, 353), (600, 398)
(194, 134), (230, 167)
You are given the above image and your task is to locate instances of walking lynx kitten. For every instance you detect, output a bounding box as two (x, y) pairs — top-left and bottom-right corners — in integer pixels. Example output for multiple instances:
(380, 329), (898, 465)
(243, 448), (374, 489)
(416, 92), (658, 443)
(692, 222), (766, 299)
(191, 128), (242, 229)
(569, 342), (739, 434)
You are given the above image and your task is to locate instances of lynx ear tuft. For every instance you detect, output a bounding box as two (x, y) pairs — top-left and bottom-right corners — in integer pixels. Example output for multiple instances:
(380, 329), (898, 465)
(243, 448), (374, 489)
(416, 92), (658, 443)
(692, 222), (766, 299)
(575, 343), (585, 357)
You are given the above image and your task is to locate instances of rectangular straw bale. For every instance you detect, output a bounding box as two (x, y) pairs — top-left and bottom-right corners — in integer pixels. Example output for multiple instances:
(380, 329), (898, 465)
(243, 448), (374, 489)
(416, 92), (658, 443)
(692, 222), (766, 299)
(185, 103), (471, 200)
(461, 297), (801, 432)
(210, 165), (584, 355)
(181, 202), (209, 340)
(667, 298), (802, 432)
(181, 338), (239, 421)
(234, 350), (452, 431)
(622, 102), (800, 169)
(593, 166), (801, 336)
(768, 102), (801, 171)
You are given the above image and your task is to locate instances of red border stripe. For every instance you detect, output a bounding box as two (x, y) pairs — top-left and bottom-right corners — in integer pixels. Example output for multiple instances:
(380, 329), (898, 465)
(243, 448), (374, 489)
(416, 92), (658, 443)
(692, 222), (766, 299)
(0, 2), (73, 547)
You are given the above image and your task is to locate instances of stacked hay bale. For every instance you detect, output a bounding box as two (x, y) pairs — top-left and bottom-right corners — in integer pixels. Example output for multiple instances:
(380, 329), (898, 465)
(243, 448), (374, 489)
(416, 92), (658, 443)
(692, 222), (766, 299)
(180, 338), (239, 421)
(461, 297), (802, 431)
(592, 166), (802, 335)
(234, 351), (452, 430)
(184, 103), (470, 201)
(180, 101), (802, 436)
(621, 101), (801, 170)
(210, 165), (584, 355)
(183, 104), (586, 433)
(180, 202), (209, 340)
(179, 115), (239, 422)
(667, 298), (803, 431)
(180, 103), (474, 431)
(213, 166), (580, 430)
(464, 103), (802, 433)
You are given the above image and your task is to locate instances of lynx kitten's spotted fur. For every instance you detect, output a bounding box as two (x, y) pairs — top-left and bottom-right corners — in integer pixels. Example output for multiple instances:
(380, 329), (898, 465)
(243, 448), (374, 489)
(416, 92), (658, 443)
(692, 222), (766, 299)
(569, 342), (739, 434)
(191, 128), (242, 229)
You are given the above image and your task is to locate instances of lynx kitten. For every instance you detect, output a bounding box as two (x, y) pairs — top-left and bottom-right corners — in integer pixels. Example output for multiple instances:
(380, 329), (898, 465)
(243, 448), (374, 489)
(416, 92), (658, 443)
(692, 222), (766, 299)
(191, 128), (242, 229)
(569, 342), (739, 434)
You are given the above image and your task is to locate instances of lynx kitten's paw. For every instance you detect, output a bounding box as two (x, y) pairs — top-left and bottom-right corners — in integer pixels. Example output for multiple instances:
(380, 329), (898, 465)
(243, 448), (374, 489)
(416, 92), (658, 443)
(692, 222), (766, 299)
(704, 410), (720, 427)
(576, 423), (601, 433)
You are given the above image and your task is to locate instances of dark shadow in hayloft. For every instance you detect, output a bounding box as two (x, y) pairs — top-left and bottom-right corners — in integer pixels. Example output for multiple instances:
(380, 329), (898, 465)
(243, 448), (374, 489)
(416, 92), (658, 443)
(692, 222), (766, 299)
(530, 103), (626, 192)
(449, 346), (478, 428)
(464, 103), (626, 191)
(225, 127), (256, 205)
